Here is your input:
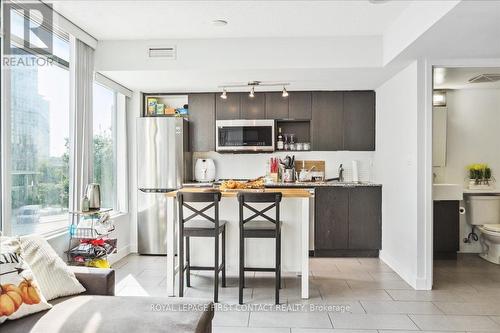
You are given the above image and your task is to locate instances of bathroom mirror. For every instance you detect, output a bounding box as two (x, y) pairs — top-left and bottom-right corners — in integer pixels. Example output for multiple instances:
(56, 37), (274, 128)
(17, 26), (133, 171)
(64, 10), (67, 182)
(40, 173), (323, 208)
(433, 106), (447, 167)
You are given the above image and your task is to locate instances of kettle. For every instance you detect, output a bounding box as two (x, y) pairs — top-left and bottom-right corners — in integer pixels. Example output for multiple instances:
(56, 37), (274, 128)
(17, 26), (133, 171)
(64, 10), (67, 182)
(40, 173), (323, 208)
(195, 159), (216, 182)
(85, 183), (101, 210)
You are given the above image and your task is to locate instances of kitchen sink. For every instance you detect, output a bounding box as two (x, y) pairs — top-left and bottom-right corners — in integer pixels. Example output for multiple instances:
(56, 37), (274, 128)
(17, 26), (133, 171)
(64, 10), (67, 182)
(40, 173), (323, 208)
(433, 183), (463, 201)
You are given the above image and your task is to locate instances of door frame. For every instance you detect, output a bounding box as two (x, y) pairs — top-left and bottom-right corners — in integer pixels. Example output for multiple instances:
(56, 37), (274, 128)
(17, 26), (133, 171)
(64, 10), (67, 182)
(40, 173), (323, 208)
(423, 58), (500, 289)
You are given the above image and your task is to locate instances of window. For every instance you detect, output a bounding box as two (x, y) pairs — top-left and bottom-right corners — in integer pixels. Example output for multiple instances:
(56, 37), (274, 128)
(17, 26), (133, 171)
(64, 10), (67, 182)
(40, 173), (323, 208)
(92, 79), (128, 213)
(92, 82), (116, 210)
(3, 9), (129, 236)
(9, 37), (71, 235)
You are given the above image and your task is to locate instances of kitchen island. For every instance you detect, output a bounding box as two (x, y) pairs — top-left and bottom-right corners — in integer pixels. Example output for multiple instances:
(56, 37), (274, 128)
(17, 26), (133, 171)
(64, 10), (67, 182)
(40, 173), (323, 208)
(165, 188), (313, 299)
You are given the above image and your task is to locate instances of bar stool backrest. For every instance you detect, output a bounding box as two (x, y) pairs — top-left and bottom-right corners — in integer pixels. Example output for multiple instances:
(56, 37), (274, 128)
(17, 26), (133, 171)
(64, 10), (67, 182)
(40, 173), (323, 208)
(237, 192), (282, 225)
(177, 191), (222, 226)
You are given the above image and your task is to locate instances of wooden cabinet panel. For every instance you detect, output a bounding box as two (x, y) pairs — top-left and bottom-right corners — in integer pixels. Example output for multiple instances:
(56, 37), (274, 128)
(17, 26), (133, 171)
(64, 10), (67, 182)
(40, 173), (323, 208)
(188, 93), (215, 152)
(343, 91), (375, 151)
(289, 92), (312, 120)
(348, 187), (382, 250)
(216, 93), (241, 119)
(314, 187), (349, 250)
(265, 92), (289, 119)
(433, 201), (459, 259)
(241, 93), (265, 119)
(311, 92), (343, 151)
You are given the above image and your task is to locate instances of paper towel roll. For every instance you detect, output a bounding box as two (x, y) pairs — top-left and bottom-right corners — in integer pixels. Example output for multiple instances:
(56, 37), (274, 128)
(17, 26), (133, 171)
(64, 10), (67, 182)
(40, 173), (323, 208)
(352, 160), (359, 183)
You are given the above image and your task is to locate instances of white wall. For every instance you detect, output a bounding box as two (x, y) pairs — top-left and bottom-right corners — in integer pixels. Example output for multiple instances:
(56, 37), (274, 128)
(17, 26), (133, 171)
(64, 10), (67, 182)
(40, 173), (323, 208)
(193, 151), (374, 182)
(95, 37), (382, 72)
(374, 61), (420, 288)
(383, 1), (459, 65)
(433, 88), (500, 253)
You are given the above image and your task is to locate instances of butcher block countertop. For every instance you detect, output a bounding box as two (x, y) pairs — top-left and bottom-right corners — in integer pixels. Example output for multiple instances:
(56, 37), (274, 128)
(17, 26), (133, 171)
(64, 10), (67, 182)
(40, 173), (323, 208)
(166, 187), (312, 198)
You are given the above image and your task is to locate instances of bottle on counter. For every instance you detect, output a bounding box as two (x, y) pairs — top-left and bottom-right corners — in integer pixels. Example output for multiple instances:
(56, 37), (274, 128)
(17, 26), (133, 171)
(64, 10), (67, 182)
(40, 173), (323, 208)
(277, 127), (284, 150)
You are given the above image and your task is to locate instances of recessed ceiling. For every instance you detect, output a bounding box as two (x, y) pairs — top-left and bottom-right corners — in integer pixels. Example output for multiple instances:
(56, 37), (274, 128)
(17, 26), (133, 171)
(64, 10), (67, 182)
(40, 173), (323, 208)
(49, 0), (412, 40)
(434, 67), (500, 90)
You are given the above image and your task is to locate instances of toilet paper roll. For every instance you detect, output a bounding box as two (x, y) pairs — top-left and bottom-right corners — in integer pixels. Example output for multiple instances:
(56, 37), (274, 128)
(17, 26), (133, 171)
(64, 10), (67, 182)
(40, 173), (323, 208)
(352, 160), (359, 183)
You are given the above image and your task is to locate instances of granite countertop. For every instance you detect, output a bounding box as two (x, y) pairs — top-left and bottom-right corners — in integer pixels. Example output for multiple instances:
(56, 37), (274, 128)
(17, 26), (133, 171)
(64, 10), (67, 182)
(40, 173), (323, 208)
(182, 181), (382, 189)
(463, 188), (500, 195)
(264, 181), (382, 188)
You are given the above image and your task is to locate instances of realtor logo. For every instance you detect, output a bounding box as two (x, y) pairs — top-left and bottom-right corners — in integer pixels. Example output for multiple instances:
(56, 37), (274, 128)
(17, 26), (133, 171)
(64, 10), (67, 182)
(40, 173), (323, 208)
(3, 2), (54, 56)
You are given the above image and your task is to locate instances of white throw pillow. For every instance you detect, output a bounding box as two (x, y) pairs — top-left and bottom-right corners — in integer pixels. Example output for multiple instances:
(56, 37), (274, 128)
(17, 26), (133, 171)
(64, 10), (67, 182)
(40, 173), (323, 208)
(1, 236), (52, 324)
(20, 235), (85, 301)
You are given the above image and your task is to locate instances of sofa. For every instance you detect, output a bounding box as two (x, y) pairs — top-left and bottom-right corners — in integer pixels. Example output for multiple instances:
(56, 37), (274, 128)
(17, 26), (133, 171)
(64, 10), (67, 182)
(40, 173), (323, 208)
(2, 266), (214, 333)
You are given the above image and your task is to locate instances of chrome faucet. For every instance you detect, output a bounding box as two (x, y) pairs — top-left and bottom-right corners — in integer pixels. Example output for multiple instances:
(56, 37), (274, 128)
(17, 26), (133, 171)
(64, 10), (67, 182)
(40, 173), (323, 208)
(338, 164), (344, 182)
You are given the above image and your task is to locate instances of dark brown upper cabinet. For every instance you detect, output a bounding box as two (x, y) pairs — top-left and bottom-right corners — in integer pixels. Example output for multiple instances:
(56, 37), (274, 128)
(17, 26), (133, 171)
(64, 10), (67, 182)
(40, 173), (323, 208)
(188, 93), (215, 152)
(216, 93), (241, 119)
(311, 92), (344, 151)
(343, 91), (375, 151)
(240, 92), (265, 119)
(265, 92), (289, 119)
(289, 92), (312, 120)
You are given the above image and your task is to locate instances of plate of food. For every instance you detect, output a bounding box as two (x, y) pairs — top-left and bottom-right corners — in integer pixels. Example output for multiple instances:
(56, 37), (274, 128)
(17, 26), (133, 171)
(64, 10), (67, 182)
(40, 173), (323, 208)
(219, 177), (265, 191)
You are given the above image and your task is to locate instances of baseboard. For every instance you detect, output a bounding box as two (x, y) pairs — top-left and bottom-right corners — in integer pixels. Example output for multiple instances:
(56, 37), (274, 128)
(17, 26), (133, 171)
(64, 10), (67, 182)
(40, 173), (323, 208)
(414, 277), (431, 290)
(108, 244), (131, 265)
(314, 249), (379, 257)
(379, 250), (418, 289)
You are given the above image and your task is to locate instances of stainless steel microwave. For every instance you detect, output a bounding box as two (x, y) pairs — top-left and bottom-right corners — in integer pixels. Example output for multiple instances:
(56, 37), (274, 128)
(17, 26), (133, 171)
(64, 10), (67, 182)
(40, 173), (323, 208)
(216, 119), (275, 152)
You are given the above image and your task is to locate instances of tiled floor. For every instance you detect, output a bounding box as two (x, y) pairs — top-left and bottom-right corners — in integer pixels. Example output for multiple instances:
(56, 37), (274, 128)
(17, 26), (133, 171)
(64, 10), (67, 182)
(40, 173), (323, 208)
(113, 254), (500, 332)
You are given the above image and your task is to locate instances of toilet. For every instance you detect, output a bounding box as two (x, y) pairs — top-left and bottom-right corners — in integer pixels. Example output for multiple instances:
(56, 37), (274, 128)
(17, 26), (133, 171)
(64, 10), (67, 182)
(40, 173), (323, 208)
(465, 195), (500, 265)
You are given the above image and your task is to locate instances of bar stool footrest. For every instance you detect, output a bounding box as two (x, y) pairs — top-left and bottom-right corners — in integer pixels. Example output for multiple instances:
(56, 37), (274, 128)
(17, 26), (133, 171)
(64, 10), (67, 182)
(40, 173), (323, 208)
(243, 267), (276, 272)
(188, 264), (225, 272)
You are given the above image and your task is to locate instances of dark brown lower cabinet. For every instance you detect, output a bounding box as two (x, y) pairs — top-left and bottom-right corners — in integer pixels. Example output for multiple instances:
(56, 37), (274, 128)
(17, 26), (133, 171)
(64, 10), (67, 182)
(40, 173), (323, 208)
(433, 201), (459, 260)
(315, 187), (349, 250)
(314, 186), (382, 257)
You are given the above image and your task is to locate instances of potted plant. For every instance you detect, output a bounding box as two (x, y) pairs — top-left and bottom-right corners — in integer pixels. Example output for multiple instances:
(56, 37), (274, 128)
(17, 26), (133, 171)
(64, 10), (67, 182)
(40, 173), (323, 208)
(467, 163), (495, 189)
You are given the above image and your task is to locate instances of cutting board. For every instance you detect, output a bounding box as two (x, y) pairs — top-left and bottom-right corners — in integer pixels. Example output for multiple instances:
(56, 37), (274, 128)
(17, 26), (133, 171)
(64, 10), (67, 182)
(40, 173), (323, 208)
(295, 160), (325, 172)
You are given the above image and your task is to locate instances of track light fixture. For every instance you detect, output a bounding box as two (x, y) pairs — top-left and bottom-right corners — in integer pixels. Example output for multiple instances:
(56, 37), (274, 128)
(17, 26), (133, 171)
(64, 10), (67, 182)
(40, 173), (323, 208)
(282, 86), (289, 97)
(220, 89), (227, 99)
(219, 81), (290, 99)
(249, 87), (255, 98)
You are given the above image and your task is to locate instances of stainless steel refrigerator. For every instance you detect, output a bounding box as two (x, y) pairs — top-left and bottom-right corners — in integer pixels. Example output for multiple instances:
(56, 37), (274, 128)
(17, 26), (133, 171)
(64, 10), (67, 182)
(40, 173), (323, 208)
(136, 117), (191, 255)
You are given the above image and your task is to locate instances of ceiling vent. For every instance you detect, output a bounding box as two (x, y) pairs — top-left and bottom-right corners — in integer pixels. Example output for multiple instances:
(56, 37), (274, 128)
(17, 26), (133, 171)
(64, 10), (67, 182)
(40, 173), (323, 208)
(468, 74), (500, 83)
(148, 46), (176, 59)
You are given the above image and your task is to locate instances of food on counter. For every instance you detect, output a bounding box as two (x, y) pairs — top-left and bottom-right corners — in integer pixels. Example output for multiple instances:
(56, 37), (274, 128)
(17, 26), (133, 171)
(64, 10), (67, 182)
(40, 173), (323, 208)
(219, 177), (265, 190)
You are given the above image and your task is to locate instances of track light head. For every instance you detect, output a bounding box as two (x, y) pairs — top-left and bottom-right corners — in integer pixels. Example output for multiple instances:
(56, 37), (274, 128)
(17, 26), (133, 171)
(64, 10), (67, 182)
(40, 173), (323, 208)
(282, 87), (289, 97)
(249, 87), (255, 98)
(220, 89), (227, 99)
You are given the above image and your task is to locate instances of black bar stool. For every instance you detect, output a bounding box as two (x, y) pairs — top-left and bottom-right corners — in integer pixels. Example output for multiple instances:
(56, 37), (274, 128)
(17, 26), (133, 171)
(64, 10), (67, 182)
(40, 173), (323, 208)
(177, 191), (226, 303)
(237, 191), (282, 305)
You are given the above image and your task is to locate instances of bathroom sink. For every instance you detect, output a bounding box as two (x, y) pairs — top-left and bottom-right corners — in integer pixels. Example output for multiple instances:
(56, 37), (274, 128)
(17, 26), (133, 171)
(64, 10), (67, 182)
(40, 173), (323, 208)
(433, 183), (463, 201)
